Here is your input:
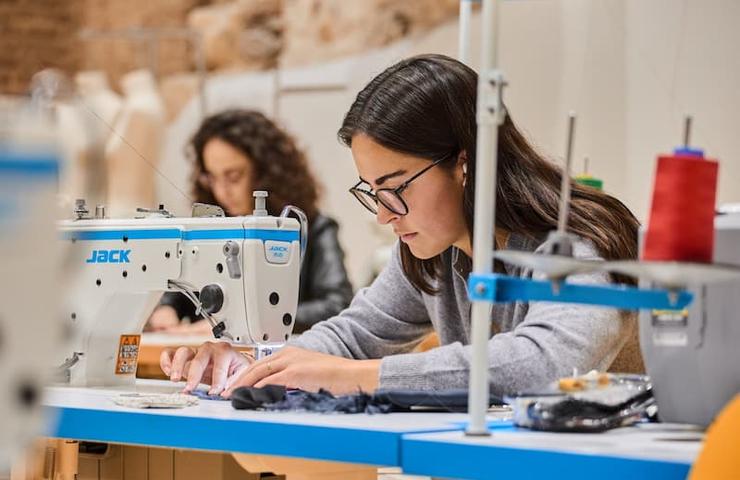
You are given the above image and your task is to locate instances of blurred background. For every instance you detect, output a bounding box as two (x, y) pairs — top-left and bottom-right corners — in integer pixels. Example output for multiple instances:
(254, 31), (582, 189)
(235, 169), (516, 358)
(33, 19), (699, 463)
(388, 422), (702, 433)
(1, 0), (739, 288)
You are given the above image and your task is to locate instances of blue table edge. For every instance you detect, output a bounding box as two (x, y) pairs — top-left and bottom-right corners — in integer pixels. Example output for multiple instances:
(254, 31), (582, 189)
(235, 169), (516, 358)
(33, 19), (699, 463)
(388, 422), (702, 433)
(44, 405), (461, 467)
(400, 431), (693, 480)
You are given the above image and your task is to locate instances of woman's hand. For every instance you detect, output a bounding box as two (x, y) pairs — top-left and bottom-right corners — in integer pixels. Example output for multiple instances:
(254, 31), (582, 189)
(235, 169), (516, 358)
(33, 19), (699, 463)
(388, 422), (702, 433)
(160, 341), (252, 395)
(222, 346), (380, 397)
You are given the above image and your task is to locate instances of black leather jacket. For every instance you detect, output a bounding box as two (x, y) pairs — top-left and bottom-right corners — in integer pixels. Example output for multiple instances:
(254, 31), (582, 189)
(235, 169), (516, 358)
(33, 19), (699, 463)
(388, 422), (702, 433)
(159, 213), (353, 333)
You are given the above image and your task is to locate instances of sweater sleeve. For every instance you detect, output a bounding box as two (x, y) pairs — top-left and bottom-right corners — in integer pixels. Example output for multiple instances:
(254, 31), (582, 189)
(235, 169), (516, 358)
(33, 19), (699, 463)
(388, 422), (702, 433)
(289, 243), (434, 358)
(293, 238), (636, 396)
(376, 241), (636, 395)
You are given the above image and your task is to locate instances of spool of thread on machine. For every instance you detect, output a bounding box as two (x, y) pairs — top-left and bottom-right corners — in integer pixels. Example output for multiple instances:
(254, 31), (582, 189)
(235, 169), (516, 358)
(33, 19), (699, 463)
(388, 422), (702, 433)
(575, 157), (604, 191)
(643, 145), (718, 263)
(575, 174), (603, 190)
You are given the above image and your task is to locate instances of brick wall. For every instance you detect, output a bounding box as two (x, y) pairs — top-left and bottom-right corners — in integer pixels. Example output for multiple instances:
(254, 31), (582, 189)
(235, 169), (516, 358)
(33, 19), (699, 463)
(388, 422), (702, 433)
(0, 0), (83, 94)
(0, 0), (459, 95)
(79, 0), (204, 87)
(0, 0), (202, 94)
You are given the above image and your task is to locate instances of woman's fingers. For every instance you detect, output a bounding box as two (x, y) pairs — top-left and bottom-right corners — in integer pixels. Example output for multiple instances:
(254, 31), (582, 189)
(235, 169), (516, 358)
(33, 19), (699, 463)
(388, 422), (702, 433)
(222, 357), (284, 397)
(159, 348), (175, 376)
(253, 371), (291, 390)
(183, 343), (218, 392)
(169, 347), (196, 382)
(208, 346), (243, 394)
(228, 352), (253, 377)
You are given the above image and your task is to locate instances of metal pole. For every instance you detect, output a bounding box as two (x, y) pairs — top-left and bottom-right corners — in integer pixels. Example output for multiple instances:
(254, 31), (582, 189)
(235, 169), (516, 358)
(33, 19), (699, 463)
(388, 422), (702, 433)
(458, 0), (474, 64)
(467, 0), (504, 436)
(683, 115), (692, 148)
(557, 112), (576, 234)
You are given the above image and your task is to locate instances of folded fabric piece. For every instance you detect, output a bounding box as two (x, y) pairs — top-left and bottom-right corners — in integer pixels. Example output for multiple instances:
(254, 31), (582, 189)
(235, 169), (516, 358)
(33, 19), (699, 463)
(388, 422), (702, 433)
(231, 384), (289, 409)
(113, 393), (198, 409)
(372, 389), (503, 412)
(231, 385), (503, 413)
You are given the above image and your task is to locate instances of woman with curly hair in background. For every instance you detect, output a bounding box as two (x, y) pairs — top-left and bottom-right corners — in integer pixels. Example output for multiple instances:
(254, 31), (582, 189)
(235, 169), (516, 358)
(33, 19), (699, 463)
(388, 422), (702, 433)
(147, 109), (354, 334)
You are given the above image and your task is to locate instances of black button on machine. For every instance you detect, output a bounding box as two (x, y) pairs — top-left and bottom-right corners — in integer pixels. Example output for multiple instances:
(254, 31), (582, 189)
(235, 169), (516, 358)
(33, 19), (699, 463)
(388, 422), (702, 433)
(200, 284), (224, 314)
(269, 292), (279, 305)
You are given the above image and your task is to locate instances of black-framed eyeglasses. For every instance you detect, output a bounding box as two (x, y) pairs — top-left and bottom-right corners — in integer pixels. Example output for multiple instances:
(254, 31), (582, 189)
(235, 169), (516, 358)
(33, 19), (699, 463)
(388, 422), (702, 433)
(349, 156), (449, 216)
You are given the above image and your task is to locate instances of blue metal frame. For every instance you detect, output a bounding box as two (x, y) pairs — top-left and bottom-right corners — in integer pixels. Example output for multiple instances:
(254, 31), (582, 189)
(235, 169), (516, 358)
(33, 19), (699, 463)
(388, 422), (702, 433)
(184, 229), (299, 242)
(61, 229), (182, 241)
(61, 228), (300, 243)
(401, 430), (691, 480)
(468, 273), (693, 310)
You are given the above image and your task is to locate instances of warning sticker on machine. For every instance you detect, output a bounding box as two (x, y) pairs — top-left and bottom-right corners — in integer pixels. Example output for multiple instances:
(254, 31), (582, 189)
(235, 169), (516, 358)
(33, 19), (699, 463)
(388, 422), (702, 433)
(115, 334), (140, 375)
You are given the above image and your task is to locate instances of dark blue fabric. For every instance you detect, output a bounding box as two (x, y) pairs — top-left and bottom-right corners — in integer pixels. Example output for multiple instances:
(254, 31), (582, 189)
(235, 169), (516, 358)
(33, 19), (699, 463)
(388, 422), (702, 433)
(231, 385), (503, 413)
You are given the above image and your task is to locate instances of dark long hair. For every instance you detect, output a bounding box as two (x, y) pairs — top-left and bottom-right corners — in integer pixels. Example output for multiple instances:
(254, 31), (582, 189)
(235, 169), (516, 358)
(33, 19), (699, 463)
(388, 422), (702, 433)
(339, 54), (639, 294)
(190, 109), (320, 221)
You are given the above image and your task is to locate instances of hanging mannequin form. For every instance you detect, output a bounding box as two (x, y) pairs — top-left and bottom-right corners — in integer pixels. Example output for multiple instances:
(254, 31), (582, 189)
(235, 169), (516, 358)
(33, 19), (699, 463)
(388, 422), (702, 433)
(55, 101), (90, 207)
(76, 71), (123, 132)
(74, 70), (123, 208)
(31, 69), (90, 210)
(104, 69), (165, 217)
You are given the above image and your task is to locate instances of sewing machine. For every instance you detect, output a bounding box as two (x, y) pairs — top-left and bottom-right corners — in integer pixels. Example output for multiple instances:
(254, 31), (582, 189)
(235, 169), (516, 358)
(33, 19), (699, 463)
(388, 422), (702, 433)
(640, 210), (740, 426)
(0, 110), (64, 469)
(57, 195), (303, 387)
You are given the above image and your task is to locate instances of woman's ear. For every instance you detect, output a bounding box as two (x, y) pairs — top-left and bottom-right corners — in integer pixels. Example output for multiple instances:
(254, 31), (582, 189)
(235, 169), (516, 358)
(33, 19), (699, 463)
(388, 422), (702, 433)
(457, 150), (468, 187)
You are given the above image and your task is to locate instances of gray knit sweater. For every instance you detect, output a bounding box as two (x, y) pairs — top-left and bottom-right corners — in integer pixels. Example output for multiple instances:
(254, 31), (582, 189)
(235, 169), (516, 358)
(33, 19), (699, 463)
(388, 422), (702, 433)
(289, 234), (642, 396)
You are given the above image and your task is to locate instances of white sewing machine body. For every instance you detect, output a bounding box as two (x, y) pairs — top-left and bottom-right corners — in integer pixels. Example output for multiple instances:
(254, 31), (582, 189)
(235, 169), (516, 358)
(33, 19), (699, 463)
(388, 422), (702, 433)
(58, 211), (301, 387)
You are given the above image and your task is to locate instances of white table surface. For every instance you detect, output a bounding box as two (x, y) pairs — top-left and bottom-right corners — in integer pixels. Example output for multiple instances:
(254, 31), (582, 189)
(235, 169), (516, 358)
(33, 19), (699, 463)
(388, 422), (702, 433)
(43, 380), (500, 467)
